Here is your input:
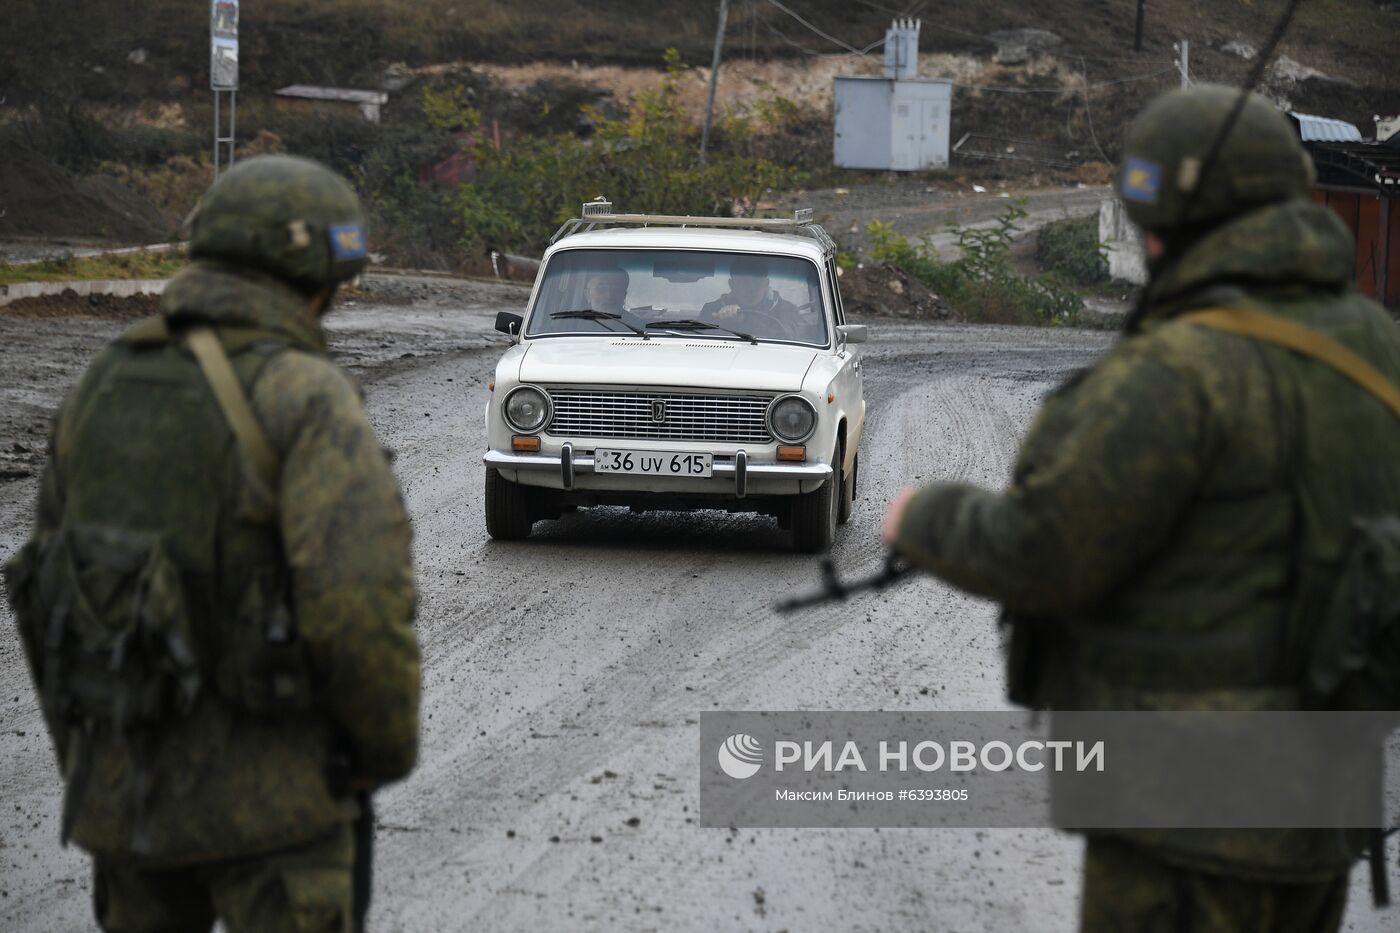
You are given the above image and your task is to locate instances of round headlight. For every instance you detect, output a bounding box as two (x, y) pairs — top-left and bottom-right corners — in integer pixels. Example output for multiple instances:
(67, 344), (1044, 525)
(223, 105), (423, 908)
(504, 385), (550, 433)
(769, 395), (817, 443)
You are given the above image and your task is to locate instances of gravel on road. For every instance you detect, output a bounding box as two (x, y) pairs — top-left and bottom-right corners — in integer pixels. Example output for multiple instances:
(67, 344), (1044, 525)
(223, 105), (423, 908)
(1, 285), (1392, 932)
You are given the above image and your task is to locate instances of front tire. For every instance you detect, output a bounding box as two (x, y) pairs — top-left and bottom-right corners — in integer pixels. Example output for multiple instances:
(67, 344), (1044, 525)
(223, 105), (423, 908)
(838, 452), (857, 525)
(792, 453), (840, 553)
(485, 468), (535, 540)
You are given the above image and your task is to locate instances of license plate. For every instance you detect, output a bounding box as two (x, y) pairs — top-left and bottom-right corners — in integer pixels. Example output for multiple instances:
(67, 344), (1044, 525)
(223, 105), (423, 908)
(594, 449), (713, 477)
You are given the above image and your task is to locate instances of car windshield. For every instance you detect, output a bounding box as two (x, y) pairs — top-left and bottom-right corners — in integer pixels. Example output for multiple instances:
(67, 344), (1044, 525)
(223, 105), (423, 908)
(526, 248), (829, 346)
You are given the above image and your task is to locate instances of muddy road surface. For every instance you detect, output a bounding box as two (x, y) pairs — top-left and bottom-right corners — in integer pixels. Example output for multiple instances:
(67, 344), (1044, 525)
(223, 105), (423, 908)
(1, 279), (1392, 931)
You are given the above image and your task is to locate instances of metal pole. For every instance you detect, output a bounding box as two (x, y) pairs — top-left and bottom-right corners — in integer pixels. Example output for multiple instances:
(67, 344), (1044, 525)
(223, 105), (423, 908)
(698, 0), (730, 166)
(1134, 0), (1146, 52)
(230, 90), (237, 168)
(213, 91), (221, 180)
(1180, 39), (1189, 88)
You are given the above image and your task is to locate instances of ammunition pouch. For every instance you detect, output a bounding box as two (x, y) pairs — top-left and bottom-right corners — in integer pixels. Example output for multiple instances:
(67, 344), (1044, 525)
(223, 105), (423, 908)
(1306, 515), (1400, 710)
(5, 539), (47, 687)
(4, 525), (204, 844)
(21, 525), (201, 734)
(218, 568), (313, 714)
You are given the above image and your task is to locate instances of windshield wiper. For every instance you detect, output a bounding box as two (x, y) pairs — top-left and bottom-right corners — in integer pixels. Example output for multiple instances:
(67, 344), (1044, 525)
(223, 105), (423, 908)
(644, 318), (757, 345)
(549, 309), (648, 339)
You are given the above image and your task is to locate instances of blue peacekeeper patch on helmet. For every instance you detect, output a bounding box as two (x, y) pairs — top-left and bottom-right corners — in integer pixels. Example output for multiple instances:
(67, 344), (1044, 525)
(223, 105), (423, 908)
(329, 224), (368, 261)
(1120, 157), (1163, 204)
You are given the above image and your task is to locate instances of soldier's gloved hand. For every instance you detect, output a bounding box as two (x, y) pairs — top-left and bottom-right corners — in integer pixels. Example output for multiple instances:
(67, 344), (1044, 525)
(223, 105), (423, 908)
(882, 487), (918, 545)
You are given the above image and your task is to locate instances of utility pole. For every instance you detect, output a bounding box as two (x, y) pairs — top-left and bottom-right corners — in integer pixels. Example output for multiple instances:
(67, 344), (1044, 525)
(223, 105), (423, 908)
(1134, 0), (1146, 52)
(1174, 39), (1190, 88)
(699, 0), (730, 166)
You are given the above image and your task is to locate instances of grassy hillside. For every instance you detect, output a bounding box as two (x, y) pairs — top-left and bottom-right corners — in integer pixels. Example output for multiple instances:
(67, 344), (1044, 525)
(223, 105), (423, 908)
(2, 1), (1393, 262)
(4, 0), (1394, 104)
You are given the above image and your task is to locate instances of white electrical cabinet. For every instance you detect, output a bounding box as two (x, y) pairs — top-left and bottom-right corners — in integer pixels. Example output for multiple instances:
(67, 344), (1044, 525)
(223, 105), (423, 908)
(833, 76), (952, 172)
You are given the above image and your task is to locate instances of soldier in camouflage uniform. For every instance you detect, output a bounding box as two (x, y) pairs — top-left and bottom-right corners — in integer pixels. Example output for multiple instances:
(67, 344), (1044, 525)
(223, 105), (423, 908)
(4, 155), (420, 932)
(883, 86), (1400, 931)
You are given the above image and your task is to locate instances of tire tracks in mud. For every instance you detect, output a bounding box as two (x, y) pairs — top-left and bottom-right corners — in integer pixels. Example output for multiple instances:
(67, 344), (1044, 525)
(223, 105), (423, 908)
(368, 321), (1108, 929)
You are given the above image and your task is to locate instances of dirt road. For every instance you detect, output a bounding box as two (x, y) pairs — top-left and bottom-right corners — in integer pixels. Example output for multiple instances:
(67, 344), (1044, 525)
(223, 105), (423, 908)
(1, 280), (1392, 931)
(771, 182), (1109, 257)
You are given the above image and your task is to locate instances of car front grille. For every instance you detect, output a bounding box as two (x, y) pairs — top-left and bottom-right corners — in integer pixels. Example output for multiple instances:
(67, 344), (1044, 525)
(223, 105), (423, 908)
(547, 389), (774, 443)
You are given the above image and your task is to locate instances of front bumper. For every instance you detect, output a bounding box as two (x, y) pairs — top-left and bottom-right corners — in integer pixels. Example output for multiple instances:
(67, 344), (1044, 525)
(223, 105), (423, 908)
(483, 443), (832, 497)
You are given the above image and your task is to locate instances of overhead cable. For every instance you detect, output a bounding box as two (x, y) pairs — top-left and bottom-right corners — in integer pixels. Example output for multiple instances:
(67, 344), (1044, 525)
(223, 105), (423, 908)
(763, 0), (882, 55)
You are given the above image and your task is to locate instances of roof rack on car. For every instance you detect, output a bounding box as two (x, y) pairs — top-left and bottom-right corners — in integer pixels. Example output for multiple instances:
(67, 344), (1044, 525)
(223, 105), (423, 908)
(550, 198), (836, 254)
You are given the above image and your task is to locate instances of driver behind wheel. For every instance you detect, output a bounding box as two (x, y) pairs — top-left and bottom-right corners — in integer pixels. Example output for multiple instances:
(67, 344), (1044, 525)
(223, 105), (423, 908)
(701, 256), (798, 334)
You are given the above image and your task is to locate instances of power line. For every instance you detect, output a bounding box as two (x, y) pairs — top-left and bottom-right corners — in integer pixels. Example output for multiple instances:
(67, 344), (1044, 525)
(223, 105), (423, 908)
(761, 0), (1177, 83)
(848, 0), (904, 15)
(749, 0), (757, 63)
(915, 20), (998, 47)
(848, 0), (927, 16)
(754, 1), (1175, 95)
(1078, 56), (1111, 163)
(763, 0), (882, 55)
(761, 18), (822, 56)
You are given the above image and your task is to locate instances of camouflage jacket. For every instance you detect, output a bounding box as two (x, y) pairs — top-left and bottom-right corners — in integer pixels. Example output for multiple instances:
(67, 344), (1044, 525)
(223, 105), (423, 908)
(11, 261), (420, 865)
(892, 199), (1400, 878)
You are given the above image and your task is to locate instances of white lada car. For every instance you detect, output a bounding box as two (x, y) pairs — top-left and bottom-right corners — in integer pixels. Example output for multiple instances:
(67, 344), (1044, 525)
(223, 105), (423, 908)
(483, 201), (867, 552)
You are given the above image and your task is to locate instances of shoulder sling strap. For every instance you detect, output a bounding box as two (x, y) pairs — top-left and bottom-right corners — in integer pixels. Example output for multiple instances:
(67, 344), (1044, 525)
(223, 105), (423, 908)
(1182, 307), (1400, 422)
(184, 326), (280, 492)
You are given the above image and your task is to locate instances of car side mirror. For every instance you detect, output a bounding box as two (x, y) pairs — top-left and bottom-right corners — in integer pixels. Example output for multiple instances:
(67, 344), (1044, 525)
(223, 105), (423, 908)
(495, 312), (523, 338)
(837, 324), (868, 345)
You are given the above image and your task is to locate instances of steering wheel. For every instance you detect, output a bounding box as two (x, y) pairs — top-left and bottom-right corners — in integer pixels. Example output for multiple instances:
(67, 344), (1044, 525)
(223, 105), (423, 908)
(723, 308), (798, 341)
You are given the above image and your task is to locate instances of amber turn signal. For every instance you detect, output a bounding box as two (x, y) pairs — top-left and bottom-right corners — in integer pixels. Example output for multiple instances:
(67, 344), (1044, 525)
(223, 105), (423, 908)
(512, 435), (541, 452)
(777, 446), (806, 462)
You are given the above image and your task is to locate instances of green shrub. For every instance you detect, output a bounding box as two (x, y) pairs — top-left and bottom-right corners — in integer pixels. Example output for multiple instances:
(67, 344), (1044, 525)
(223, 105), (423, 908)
(0, 249), (186, 285)
(868, 203), (1082, 326)
(455, 50), (802, 254)
(1035, 215), (1109, 286)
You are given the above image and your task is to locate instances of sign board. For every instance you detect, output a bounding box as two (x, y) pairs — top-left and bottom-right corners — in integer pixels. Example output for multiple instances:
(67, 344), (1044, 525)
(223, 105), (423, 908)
(210, 0), (239, 90)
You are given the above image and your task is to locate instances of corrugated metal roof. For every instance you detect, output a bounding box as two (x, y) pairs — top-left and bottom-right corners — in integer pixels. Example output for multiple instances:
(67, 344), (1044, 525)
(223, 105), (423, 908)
(275, 85), (388, 105)
(1288, 112), (1363, 143)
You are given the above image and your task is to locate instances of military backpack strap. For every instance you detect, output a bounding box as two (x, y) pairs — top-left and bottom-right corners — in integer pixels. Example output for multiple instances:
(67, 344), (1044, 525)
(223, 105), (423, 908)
(119, 315), (171, 345)
(1182, 307), (1400, 422)
(184, 326), (280, 494)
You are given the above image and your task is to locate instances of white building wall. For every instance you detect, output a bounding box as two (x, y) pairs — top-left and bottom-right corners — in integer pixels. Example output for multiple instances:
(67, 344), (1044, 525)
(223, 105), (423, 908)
(834, 78), (893, 170)
(1099, 198), (1148, 285)
(834, 77), (950, 172)
(891, 80), (951, 170)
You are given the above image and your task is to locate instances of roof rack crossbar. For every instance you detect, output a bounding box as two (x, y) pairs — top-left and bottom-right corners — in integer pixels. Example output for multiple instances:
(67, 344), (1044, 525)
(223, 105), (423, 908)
(551, 200), (833, 252)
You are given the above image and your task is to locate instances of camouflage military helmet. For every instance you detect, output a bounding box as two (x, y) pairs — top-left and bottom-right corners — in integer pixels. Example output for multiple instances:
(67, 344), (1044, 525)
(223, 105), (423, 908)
(188, 155), (369, 291)
(1117, 84), (1314, 235)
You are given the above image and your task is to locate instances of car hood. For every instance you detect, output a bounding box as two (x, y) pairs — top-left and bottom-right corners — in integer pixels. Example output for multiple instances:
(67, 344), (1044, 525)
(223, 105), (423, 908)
(518, 337), (819, 392)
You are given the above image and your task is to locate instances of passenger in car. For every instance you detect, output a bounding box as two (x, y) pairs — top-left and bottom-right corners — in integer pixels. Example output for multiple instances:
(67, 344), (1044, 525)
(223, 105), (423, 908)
(583, 266), (631, 315)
